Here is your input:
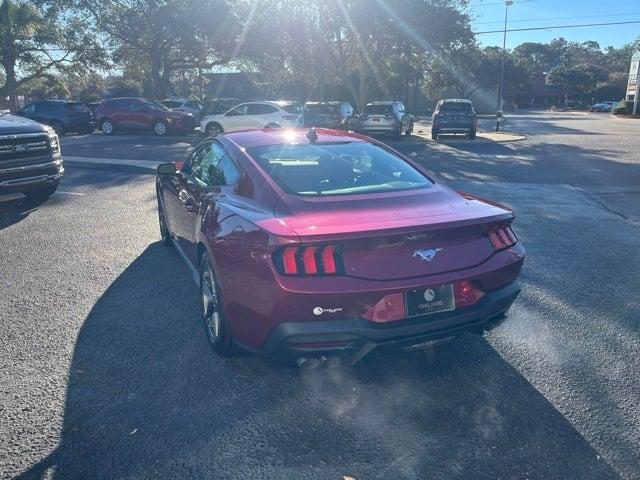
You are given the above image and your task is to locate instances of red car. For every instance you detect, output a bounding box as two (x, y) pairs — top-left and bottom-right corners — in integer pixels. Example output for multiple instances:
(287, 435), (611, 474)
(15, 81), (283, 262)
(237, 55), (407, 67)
(95, 97), (195, 136)
(156, 128), (524, 364)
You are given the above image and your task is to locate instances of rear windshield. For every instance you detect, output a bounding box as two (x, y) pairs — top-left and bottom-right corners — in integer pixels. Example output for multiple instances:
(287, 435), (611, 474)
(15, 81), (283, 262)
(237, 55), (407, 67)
(64, 102), (88, 112)
(440, 102), (473, 112)
(305, 104), (339, 114)
(247, 142), (431, 196)
(364, 104), (393, 115)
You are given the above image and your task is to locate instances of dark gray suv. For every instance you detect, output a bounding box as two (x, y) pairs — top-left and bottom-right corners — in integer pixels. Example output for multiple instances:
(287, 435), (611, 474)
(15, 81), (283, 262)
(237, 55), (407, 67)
(431, 99), (477, 140)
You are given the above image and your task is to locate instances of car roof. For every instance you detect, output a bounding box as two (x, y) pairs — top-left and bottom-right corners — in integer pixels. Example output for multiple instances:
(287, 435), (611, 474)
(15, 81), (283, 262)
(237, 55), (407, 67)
(367, 101), (395, 105)
(305, 101), (341, 105)
(222, 128), (366, 149)
(441, 98), (472, 103)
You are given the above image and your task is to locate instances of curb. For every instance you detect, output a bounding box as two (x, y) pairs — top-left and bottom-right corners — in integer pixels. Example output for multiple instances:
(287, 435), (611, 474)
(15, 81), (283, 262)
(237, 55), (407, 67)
(64, 157), (159, 174)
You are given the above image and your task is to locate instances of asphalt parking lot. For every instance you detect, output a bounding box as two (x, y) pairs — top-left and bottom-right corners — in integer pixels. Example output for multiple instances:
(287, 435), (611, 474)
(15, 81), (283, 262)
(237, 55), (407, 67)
(1, 111), (639, 479)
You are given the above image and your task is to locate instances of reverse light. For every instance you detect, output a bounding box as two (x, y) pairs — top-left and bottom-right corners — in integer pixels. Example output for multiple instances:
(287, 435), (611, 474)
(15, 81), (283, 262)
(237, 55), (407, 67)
(488, 224), (518, 250)
(274, 245), (344, 276)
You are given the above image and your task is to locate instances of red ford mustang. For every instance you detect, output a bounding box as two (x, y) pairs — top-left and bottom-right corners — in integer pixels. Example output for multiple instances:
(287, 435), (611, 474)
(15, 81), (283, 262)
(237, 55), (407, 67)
(156, 128), (524, 364)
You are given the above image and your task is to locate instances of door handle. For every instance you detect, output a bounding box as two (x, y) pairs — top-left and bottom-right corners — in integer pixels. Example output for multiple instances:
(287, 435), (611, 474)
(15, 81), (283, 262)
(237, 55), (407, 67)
(178, 190), (198, 213)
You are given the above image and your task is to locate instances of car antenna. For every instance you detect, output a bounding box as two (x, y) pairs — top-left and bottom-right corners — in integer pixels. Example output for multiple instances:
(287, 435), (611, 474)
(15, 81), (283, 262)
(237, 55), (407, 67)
(306, 127), (318, 143)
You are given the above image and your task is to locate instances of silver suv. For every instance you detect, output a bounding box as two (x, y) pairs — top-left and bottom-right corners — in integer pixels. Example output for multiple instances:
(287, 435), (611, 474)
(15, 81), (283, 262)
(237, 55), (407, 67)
(353, 101), (413, 139)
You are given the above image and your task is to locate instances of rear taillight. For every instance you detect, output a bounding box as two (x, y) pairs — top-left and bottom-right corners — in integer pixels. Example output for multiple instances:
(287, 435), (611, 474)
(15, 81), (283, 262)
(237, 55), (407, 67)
(488, 224), (518, 250)
(273, 245), (344, 276)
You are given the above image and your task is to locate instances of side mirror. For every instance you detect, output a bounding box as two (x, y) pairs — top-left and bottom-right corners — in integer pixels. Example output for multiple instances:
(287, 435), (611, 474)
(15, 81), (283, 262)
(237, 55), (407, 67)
(157, 162), (177, 175)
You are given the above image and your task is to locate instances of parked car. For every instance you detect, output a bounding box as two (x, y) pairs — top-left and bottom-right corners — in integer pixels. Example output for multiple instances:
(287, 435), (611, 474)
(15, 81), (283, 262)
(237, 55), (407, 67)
(17, 100), (93, 135)
(199, 101), (303, 136)
(351, 101), (413, 139)
(431, 99), (477, 140)
(95, 97), (195, 136)
(589, 101), (617, 112)
(201, 98), (241, 117)
(303, 101), (355, 129)
(0, 110), (63, 200)
(161, 98), (203, 119)
(155, 128), (525, 364)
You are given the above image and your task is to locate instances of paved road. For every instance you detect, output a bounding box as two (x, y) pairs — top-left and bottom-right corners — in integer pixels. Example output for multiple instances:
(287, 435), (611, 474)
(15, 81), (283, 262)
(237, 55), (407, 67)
(1, 112), (639, 479)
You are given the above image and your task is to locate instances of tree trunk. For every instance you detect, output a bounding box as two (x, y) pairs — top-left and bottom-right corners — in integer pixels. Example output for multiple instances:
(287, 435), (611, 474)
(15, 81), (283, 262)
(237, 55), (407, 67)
(150, 52), (169, 99)
(1, 61), (18, 112)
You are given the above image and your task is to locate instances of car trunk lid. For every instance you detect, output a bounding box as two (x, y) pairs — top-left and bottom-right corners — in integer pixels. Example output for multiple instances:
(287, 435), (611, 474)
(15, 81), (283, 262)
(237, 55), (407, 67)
(273, 186), (512, 280)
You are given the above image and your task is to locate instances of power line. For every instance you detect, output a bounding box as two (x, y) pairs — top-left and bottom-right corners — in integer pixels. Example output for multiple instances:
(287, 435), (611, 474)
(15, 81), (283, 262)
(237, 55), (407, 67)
(474, 11), (640, 25)
(475, 19), (640, 34)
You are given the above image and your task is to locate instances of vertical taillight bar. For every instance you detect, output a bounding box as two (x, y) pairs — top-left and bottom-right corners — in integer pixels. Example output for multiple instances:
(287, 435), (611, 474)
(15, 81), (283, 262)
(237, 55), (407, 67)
(274, 245), (342, 276)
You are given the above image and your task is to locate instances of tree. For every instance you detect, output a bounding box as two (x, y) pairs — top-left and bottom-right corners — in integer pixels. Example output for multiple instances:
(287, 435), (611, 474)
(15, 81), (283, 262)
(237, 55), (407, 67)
(254, 0), (473, 110)
(106, 77), (143, 98)
(0, 0), (106, 111)
(546, 63), (608, 99)
(71, 0), (242, 99)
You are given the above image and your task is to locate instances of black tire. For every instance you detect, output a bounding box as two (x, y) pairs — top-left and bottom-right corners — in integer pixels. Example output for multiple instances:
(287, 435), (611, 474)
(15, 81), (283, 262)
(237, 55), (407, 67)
(200, 252), (235, 357)
(152, 120), (168, 136)
(51, 121), (65, 136)
(24, 182), (58, 201)
(468, 130), (476, 140)
(431, 130), (439, 140)
(157, 189), (172, 246)
(204, 122), (223, 136)
(100, 119), (115, 135)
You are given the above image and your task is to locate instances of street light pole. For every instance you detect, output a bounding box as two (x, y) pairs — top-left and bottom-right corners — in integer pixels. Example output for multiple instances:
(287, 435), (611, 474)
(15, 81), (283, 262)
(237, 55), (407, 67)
(496, 0), (513, 132)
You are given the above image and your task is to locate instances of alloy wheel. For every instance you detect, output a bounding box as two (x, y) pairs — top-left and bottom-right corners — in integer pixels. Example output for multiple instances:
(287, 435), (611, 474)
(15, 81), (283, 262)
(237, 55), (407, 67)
(102, 121), (113, 135)
(154, 122), (167, 136)
(201, 260), (220, 343)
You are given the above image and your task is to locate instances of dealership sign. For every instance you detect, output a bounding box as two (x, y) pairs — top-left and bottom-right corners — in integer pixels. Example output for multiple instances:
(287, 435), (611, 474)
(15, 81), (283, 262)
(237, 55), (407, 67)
(627, 51), (640, 115)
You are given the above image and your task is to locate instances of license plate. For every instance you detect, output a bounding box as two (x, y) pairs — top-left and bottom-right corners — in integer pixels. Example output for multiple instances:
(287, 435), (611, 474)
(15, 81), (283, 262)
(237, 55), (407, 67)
(373, 118), (380, 122)
(406, 285), (455, 317)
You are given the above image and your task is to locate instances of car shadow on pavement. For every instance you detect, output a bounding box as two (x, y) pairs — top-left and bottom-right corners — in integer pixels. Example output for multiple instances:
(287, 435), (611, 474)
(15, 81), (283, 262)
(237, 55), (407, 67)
(16, 243), (620, 479)
(0, 195), (56, 230)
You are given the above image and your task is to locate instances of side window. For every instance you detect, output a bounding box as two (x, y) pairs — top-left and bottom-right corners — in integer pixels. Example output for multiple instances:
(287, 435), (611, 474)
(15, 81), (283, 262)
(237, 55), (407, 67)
(247, 103), (278, 115)
(189, 143), (241, 187)
(21, 104), (36, 115)
(183, 143), (211, 178)
(217, 151), (242, 185)
(35, 102), (55, 114)
(129, 100), (146, 112)
(110, 99), (128, 110)
(185, 101), (200, 109)
(226, 104), (247, 116)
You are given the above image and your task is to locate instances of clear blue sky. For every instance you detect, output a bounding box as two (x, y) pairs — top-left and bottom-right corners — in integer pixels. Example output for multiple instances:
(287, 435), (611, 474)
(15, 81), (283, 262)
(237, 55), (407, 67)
(471, 0), (640, 49)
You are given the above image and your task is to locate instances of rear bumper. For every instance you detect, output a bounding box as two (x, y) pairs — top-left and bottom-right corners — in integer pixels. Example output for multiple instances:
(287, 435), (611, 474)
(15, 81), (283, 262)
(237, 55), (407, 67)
(433, 124), (475, 133)
(358, 123), (397, 133)
(257, 282), (520, 362)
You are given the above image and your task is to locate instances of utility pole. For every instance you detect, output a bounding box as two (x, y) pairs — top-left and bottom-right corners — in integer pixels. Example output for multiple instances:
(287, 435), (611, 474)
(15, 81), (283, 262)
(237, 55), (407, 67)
(496, 0), (513, 132)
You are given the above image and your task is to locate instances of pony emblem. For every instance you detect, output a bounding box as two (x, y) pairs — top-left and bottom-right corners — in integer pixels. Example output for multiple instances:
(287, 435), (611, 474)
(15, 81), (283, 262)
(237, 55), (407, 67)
(413, 248), (443, 262)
